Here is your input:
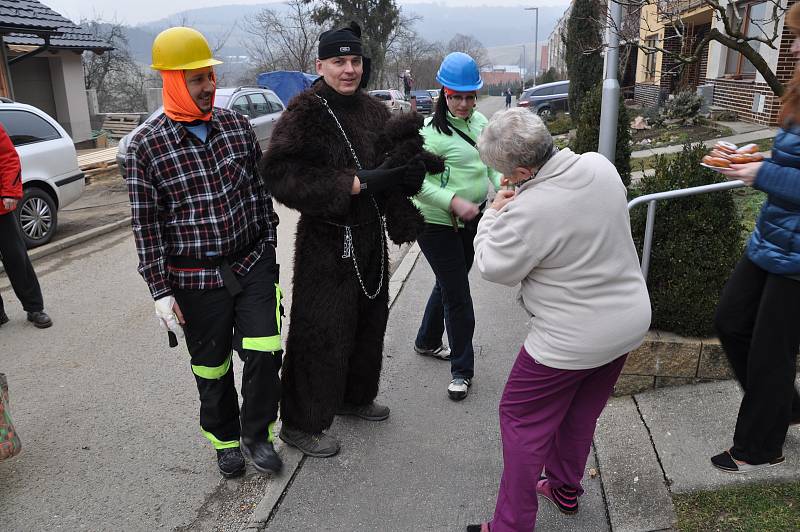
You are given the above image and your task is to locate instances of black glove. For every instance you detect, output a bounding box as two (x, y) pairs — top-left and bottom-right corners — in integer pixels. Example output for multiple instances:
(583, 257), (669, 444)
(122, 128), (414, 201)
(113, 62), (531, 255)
(357, 162), (406, 194)
(401, 158), (426, 195)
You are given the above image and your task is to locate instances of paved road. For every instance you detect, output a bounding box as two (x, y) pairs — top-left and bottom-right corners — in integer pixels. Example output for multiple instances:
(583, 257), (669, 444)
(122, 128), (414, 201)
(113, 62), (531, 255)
(0, 98), (504, 530)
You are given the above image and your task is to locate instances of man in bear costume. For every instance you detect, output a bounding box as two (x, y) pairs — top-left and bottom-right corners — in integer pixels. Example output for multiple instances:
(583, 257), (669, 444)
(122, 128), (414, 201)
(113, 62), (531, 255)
(261, 21), (432, 457)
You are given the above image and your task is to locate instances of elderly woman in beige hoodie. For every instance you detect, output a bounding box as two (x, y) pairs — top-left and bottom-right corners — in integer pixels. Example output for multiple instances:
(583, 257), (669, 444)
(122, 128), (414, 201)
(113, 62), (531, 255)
(466, 109), (651, 532)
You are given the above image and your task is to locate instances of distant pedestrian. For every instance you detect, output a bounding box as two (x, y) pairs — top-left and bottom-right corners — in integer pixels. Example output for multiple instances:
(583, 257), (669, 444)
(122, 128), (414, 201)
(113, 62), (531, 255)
(467, 108), (651, 531)
(127, 27), (283, 479)
(402, 69), (414, 99)
(711, 2), (800, 474)
(0, 123), (52, 329)
(412, 52), (502, 401)
(504, 88), (512, 109)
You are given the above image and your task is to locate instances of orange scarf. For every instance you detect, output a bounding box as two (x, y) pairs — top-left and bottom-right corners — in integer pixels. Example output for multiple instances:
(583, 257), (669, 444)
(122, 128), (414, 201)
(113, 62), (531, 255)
(161, 70), (215, 122)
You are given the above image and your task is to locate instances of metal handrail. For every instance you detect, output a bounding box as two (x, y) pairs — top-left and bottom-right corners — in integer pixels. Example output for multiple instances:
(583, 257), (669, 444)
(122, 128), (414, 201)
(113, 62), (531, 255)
(628, 179), (746, 280)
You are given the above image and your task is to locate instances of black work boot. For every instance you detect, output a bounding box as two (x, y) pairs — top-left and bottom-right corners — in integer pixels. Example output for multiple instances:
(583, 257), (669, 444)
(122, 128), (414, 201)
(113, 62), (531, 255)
(279, 424), (340, 458)
(241, 439), (283, 474)
(337, 401), (390, 421)
(216, 447), (245, 478)
(26, 311), (52, 329)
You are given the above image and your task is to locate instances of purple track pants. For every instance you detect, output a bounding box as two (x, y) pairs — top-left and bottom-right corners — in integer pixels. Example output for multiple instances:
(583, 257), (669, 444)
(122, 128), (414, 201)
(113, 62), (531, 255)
(490, 346), (626, 531)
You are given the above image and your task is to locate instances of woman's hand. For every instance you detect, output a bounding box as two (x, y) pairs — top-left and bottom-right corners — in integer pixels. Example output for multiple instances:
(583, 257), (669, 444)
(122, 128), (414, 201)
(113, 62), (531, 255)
(450, 196), (480, 221)
(490, 189), (516, 212)
(719, 161), (762, 186)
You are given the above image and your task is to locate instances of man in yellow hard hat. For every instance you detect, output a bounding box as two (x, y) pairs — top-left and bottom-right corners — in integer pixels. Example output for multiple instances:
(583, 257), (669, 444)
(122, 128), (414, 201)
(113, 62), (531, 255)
(126, 27), (283, 478)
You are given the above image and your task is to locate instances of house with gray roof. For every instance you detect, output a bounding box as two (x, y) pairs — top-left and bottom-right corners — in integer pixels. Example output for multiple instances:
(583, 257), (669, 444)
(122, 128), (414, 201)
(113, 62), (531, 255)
(0, 0), (112, 143)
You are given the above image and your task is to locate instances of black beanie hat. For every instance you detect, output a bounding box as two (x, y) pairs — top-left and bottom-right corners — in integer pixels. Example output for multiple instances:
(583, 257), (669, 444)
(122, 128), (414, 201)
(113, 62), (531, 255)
(318, 21), (363, 59)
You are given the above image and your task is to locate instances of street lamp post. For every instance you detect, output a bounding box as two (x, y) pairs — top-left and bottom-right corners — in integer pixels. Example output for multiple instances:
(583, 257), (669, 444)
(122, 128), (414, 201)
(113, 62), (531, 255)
(598, 0), (622, 161)
(525, 7), (539, 86)
(521, 44), (526, 90)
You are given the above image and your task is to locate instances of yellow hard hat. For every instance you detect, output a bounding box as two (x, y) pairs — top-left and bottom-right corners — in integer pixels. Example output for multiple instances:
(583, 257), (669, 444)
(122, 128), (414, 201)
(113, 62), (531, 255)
(150, 27), (223, 71)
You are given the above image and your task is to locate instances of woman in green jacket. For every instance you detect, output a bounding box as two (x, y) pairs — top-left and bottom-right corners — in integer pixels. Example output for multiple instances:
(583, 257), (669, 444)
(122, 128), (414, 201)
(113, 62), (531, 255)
(412, 52), (501, 401)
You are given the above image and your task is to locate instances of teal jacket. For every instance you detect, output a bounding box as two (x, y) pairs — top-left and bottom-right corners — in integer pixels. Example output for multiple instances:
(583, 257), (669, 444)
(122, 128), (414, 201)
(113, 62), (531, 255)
(413, 110), (501, 227)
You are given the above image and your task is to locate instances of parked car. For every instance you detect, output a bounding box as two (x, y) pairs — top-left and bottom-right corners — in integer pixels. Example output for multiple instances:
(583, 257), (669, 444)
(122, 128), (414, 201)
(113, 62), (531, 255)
(0, 100), (85, 248)
(517, 80), (570, 119)
(368, 89), (412, 114)
(426, 89), (440, 106)
(410, 90), (433, 114)
(116, 86), (285, 176)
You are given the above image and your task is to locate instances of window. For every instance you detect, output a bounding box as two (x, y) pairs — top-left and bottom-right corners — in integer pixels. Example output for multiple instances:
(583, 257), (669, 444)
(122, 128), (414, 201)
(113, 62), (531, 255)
(725, 2), (767, 78)
(247, 93), (270, 118)
(214, 94), (230, 108)
(0, 109), (60, 146)
(371, 92), (390, 101)
(230, 96), (250, 117)
(533, 86), (555, 96)
(265, 92), (284, 113)
(644, 35), (659, 81)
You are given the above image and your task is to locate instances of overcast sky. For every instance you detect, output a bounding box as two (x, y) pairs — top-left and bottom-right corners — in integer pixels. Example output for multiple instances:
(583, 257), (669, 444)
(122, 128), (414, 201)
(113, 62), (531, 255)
(42, 0), (569, 26)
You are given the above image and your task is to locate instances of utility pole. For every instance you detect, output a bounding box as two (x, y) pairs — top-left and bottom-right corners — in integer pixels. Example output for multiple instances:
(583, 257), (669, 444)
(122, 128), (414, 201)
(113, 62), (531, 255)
(522, 44), (526, 89)
(598, 0), (622, 161)
(525, 7), (539, 86)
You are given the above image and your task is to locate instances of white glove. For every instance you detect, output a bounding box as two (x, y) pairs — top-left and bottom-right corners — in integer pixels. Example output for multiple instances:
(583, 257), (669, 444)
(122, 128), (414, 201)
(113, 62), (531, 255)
(154, 295), (184, 339)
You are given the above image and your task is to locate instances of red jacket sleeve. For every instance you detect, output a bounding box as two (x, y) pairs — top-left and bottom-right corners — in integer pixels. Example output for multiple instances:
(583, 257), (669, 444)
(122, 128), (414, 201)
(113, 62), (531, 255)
(0, 124), (22, 199)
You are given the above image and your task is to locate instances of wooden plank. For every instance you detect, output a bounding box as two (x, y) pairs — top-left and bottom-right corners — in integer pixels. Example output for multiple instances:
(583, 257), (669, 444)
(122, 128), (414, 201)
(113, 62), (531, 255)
(77, 147), (118, 170)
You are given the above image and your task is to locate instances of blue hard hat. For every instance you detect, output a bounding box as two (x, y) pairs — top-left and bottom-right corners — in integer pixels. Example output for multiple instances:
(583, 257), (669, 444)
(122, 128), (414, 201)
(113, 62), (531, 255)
(436, 52), (483, 92)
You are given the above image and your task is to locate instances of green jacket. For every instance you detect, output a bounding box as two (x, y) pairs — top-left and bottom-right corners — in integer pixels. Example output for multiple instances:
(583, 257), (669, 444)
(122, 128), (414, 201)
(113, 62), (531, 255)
(413, 110), (502, 227)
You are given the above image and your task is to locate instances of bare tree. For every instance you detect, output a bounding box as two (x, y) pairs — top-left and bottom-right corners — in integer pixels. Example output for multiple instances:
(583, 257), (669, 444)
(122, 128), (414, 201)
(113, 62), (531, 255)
(446, 34), (489, 69)
(82, 19), (151, 113)
(242, 0), (323, 76)
(617, 0), (788, 96)
(385, 27), (444, 90)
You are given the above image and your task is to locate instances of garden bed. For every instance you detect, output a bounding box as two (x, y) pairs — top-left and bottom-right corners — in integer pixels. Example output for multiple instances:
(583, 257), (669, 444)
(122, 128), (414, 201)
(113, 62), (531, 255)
(632, 122), (733, 150)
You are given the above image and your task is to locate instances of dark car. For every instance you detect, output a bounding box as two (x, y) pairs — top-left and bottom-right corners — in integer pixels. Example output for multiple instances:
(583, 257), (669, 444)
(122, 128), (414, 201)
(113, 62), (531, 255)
(411, 90), (433, 114)
(517, 80), (570, 119)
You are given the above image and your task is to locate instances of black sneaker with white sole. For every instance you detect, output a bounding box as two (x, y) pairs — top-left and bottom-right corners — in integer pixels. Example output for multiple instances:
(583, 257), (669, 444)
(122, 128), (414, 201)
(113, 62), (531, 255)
(414, 343), (451, 360)
(448, 377), (471, 401)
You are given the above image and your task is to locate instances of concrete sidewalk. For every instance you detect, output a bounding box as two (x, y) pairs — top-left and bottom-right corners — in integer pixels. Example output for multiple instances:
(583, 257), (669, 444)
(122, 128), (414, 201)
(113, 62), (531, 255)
(262, 246), (800, 531)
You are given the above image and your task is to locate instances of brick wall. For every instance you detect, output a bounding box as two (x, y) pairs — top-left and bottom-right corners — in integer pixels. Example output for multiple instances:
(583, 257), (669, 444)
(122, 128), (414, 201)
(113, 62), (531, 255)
(707, 79), (779, 125)
(707, 0), (796, 126)
(660, 26), (681, 94)
(634, 83), (661, 108)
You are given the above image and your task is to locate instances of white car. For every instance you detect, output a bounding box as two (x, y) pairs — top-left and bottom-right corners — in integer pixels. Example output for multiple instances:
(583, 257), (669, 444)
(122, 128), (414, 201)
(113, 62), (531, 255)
(0, 100), (85, 248)
(116, 87), (285, 176)
(369, 89), (412, 114)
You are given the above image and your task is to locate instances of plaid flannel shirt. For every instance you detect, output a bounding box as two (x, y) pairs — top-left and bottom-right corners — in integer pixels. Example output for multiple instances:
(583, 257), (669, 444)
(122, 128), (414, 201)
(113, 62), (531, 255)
(126, 108), (278, 299)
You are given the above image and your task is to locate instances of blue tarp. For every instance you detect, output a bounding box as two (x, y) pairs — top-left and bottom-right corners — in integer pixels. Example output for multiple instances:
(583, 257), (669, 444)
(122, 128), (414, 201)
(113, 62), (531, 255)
(257, 71), (319, 105)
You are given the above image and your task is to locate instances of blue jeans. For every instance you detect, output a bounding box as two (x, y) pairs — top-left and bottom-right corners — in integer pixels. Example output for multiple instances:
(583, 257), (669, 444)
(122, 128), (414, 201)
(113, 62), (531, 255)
(415, 222), (476, 380)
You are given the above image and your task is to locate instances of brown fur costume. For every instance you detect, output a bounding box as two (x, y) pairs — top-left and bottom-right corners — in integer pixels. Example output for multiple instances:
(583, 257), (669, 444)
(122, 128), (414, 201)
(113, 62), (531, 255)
(381, 112), (445, 245)
(259, 80), (435, 433)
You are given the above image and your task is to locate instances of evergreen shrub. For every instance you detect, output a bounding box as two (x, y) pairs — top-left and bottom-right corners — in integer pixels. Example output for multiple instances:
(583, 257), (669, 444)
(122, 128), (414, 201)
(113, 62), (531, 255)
(573, 85), (632, 186)
(629, 143), (743, 336)
(664, 91), (704, 122)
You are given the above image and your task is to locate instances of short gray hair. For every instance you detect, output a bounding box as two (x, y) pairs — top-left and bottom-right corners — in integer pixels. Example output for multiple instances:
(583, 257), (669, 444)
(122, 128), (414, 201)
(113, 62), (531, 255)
(478, 108), (554, 176)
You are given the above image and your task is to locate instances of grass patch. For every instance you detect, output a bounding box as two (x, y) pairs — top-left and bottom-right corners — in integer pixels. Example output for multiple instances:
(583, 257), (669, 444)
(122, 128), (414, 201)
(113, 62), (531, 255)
(674, 481), (800, 531)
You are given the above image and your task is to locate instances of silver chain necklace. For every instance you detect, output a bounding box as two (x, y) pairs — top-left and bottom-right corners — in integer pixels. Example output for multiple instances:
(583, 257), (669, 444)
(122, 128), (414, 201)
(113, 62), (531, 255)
(314, 93), (386, 300)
